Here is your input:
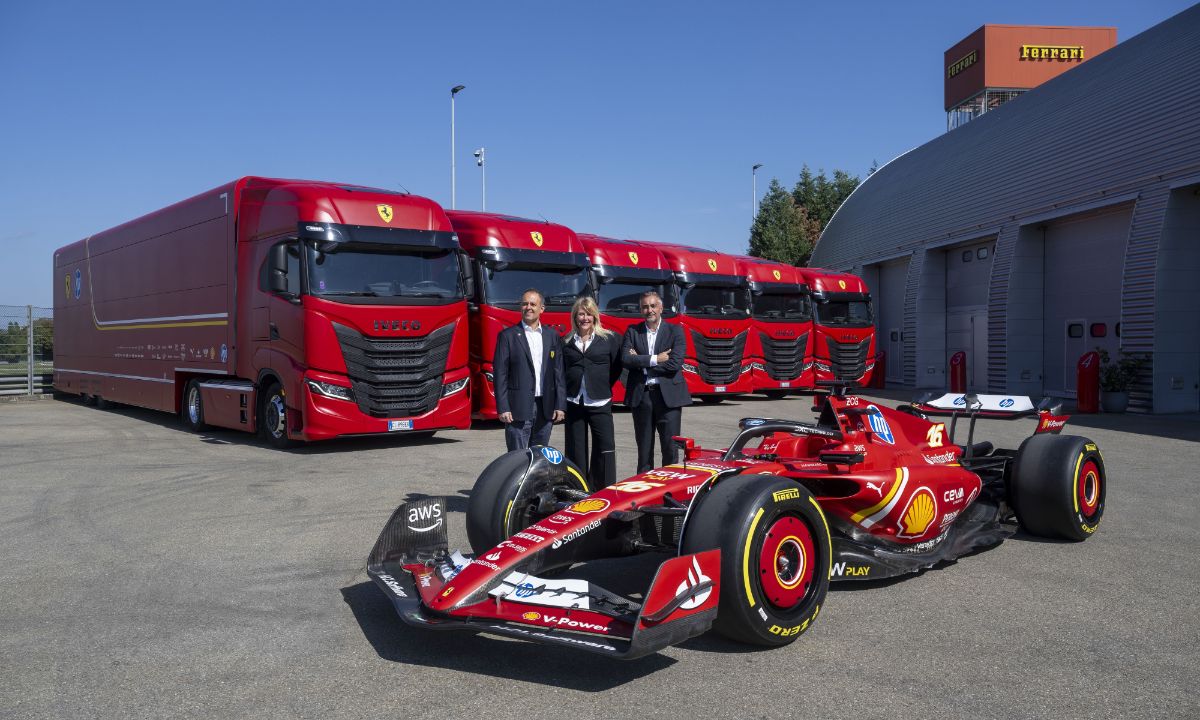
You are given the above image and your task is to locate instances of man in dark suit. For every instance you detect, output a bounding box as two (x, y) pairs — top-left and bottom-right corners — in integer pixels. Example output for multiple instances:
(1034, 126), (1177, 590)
(494, 289), (566, 451)
(621, 290), (692, 472)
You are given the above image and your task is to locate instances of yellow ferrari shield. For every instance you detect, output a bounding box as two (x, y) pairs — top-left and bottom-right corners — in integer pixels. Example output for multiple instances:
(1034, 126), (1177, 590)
(772, 269), (781, 280)
(531, 231), (544, 247)
(377, 204), (394, 223)
(628, 251), (639, 265)
(838, 279), (847, 289)
(707, 258), (718, 271)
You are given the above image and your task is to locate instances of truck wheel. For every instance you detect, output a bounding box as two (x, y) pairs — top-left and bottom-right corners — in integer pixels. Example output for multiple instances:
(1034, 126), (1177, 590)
(680, 474), (831, 647)
(182, 380), (206, 432)
(1011, 434), (1105, 541)
(259, 382), (297, 449)
(466, 448), (588, 556)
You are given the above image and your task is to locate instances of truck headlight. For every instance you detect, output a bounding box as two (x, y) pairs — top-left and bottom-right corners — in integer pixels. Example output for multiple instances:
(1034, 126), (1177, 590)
(740, 364), (753, 374)
(442, 377), (469, 397)
(482, 371), (494, 383)
(306, 379), (354, 402)
(682, 364), (698, 374)
(750, 362), (766, 371)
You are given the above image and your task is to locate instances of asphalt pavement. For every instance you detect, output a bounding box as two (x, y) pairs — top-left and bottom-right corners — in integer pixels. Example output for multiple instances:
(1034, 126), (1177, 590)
(1, 393), (1197, 720)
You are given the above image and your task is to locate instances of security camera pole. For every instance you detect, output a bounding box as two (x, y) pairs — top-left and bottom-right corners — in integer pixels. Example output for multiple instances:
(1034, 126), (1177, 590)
(450, 84), (466, 209)
(752, 163), (764, 222)
(474, 147), (487, 211)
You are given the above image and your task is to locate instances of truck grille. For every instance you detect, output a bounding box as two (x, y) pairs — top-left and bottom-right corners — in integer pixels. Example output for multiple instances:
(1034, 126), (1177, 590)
(825, 336), (871, 381)
(334, 322), (454, 418)
(760, 332), (808, 380)
(690, 330), (747, 385)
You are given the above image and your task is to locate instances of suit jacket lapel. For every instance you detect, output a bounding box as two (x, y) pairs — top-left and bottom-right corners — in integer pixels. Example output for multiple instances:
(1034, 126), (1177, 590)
(517, 325), (534, 370)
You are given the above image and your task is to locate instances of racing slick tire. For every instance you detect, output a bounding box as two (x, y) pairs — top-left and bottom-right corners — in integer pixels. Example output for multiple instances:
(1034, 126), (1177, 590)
(1010, 434), (1105, 541)
(258, 382), (297, 450)
(182, 380), (207, 432)
(466, 447), (589, 557)
(680, 474), (831, 647)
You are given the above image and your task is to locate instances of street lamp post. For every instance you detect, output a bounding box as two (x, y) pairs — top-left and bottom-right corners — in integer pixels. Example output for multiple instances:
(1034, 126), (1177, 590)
(752, 163), (764, 222)
(474, 147), (486, 211)
(450, 84), (466, 209)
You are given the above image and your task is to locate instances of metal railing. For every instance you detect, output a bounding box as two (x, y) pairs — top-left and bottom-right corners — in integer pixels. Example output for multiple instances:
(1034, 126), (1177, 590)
(0, 305), (53, 396)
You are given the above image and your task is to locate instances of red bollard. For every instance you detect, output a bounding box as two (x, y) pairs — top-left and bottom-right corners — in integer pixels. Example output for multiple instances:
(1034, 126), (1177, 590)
(1077, 351), (1100, 414)
(949, 351), (967, 393)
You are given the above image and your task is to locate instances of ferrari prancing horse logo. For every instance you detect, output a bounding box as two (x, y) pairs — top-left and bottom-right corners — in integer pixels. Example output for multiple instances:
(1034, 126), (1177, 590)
(629, 251), (639, 264)
(377, 204), (394, 223)
(772, 269), (781, 280)
(707, 258), (718, 271)
(531, 231), (544, 247)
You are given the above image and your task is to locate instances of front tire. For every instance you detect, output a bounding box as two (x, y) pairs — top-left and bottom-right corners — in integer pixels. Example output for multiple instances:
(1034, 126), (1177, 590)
(681, 474), (831, 646)
(182, 380), (206, 432)
(1010, 434), (1105, 541)
(466, 448), (588, 556)
(259, 382), (297, 449)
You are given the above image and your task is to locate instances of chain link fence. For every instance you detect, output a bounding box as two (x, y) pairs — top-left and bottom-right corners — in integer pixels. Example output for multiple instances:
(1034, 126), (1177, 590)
(1, 305), (54, 396)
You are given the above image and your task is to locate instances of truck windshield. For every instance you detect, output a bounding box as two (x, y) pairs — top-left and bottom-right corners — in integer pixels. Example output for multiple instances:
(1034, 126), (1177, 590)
(484, 265), (590, 309)
(680, 285), (750, 319)
(596, 281), (679, 318)
(305, 244), (464, 302)
(814, 299), (873, 327)
(753, 292), (811, 322)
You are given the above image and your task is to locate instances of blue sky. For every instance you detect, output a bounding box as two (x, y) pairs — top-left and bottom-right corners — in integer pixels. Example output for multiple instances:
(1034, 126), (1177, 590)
(1, 0), (1193, 307)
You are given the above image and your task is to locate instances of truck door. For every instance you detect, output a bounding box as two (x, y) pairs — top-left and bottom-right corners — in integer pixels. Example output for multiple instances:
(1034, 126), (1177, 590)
(265, 240), (305, 363)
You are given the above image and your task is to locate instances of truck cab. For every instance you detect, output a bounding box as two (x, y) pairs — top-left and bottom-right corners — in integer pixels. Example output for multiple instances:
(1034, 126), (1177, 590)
(654, 243), (754, 399)
(796, 267), (877, 387)
(577, 235), (675, 403)
(736, 256), (814, 396)
(447, 211), (591, 419)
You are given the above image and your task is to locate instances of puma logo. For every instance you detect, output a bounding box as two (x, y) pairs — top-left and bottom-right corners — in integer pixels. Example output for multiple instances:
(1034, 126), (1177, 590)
(866, 481), (885, 496)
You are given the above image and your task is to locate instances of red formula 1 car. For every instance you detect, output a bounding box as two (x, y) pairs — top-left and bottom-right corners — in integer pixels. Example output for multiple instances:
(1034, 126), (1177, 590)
(367, 388), (1105, 659)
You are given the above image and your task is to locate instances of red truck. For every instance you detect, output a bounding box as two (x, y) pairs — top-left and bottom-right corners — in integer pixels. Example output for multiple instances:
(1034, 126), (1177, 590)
(53, 177), (472, 446)
(736, 256), (814, 397)
(653, 243), (754, 401)
(446, 211), (590, 419)
(796, 267), (877, 386)
(576, 234), (675, 403)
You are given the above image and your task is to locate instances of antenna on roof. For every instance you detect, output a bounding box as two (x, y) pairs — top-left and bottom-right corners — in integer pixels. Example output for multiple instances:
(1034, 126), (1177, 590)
(537, 213), (551, 224)
(396, 183), (411, 194)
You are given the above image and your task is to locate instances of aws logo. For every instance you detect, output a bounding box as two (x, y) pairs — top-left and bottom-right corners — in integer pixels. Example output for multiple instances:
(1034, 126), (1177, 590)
(377, 204), (393, 223)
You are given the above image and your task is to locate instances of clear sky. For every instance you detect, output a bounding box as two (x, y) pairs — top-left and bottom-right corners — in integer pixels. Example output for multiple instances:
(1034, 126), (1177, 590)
(1, 0), (1194, 307)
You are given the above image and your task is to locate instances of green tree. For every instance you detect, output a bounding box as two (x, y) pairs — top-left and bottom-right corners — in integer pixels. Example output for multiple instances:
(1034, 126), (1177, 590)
(748, 179), (821, 266)
(792, 165), (860, 232)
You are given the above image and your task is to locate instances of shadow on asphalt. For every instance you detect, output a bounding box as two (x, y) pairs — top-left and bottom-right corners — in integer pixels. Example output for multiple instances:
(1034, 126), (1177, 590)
(340, 581), (676, 687)
(58, 396), (461, 453)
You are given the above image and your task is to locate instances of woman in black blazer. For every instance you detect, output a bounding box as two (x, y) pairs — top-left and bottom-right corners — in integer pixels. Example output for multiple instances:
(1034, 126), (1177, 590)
(562, 296), (622, 488)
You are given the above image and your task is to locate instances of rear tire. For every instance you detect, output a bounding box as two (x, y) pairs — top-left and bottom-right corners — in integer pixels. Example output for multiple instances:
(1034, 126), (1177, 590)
(466, 448), (588, 556)
(1010, 434), (1105, 541)
(182, 380), (206, 432)
(680, 474), (831, 647)
(259, 382), (297, 449)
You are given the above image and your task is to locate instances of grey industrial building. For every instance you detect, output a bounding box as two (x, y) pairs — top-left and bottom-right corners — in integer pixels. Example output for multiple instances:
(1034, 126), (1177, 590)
(813, 5), (1200, 412)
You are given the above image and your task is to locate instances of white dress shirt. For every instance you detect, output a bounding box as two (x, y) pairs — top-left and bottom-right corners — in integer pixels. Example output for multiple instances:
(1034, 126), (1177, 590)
(568, 334), (610, 407)
(645, 323), (660, 385)
(524, 322), (543, 398)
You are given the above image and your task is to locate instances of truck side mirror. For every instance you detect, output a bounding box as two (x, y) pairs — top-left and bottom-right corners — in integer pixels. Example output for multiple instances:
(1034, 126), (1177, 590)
(459, 253), (475, 298)
(268, 243), (290, 294)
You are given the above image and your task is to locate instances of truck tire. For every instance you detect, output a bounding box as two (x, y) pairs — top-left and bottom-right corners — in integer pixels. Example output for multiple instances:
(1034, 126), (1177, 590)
(680, 474), (830, 647)
(1010, 434), (1105, 541)
(182, 380), (206, 432)
(259, 382), (297, 449)
(466, 447), (588, 556)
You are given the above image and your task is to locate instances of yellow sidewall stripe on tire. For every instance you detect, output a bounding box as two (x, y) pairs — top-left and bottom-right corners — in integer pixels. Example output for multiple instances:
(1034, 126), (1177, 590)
(1072, 452), (1084, 514)
(809, 496), (832, 579)
(743, 508), (765, 608)
(567, 466), (589, 493)
(503, 499), (514, 528)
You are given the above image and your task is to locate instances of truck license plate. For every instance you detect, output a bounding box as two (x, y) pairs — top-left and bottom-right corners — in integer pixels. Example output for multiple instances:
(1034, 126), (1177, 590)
(388, 420), (414, 431)
(715, 386), (726, 393)
(781, 382), (790, 388)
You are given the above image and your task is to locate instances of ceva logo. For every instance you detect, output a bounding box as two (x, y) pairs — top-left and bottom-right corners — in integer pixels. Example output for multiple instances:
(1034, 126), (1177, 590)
(540, 447), (563, 464)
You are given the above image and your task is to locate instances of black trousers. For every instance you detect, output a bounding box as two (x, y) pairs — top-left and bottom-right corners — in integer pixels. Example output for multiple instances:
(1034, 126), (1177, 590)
(504, 402), (553, 452)
(565, 401), (616, 488)
(632, 384), (682, 473)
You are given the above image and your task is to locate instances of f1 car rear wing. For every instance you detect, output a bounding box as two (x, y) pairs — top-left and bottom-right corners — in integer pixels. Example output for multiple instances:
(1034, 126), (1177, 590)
(908, 392), (1070, 460)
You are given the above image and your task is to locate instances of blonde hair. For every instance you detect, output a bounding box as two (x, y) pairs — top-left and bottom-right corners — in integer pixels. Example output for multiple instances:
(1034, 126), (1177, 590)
(570, 296), (613, 339)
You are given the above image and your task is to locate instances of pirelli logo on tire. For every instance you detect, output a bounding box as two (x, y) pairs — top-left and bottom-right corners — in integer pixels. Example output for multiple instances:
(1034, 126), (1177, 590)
(772, 488), (801, 503)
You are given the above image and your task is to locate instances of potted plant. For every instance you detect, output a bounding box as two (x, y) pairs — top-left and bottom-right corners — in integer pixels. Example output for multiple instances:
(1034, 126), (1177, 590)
(1097, 348), (1146, 413)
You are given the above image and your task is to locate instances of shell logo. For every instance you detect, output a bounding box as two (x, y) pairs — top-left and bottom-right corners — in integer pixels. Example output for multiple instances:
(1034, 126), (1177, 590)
(522, 611), (541, 621)
(772, 269), (781, 280)
(629, 251), (639, 264)
(568, 498), (610, 514)
(531, 231), (544, 247)
(898, 488), (937, 538)
(377, 204), (393, 223)
(707, 258), (718, 272)
(838, 279), (847, 290)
